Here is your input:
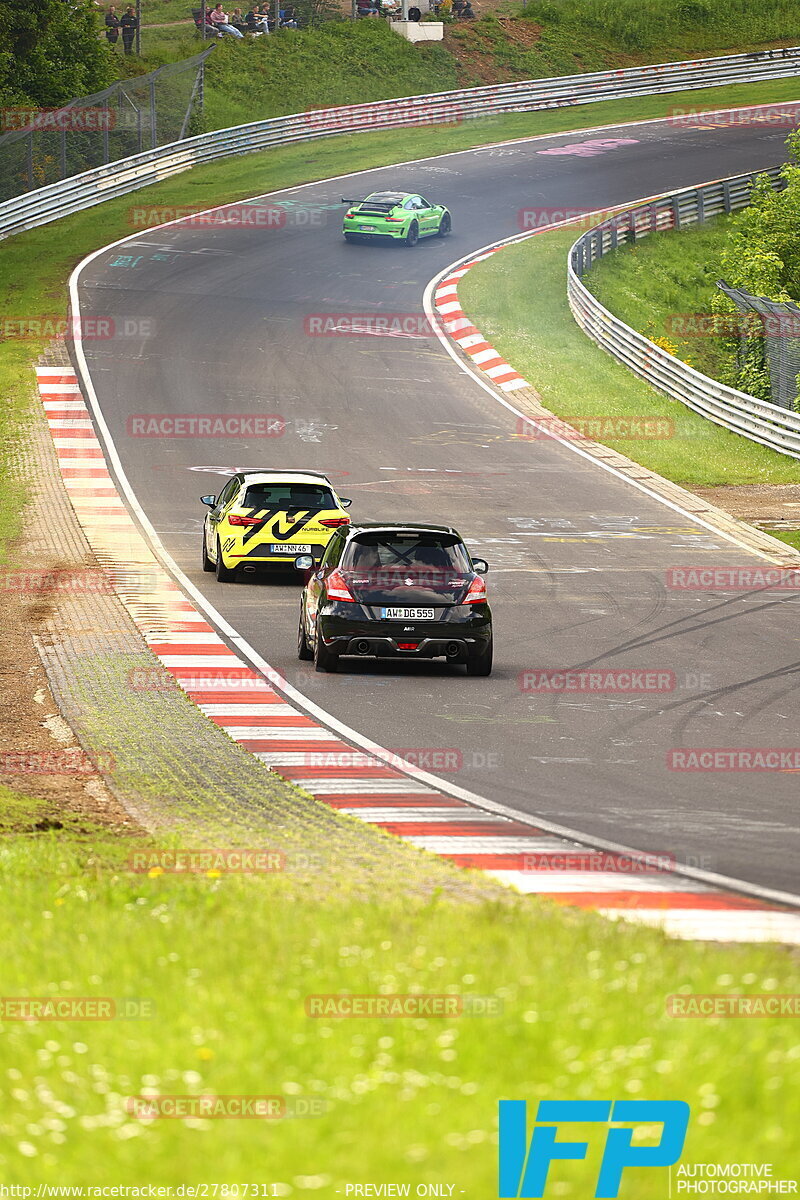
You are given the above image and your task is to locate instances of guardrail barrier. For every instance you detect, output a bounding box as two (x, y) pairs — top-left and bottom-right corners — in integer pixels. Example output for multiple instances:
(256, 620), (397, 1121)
(568, 168), (800, 460)
(1, 45), (800, 240)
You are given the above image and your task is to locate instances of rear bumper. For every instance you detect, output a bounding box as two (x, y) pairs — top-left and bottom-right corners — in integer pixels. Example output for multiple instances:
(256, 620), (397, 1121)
(318, 606), (492, 660)
(343, 222), (407, 240)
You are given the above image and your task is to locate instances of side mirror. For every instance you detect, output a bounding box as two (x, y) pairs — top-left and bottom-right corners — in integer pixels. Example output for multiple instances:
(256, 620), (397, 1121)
(472, 558), (489, 574)
(295, 555), (314, 571)
(340, 497), (352, 508)
(200, 495), (216, 508)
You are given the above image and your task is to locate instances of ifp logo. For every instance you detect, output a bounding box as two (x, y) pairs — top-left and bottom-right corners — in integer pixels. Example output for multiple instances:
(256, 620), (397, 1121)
(499, 1100), (690, 1197)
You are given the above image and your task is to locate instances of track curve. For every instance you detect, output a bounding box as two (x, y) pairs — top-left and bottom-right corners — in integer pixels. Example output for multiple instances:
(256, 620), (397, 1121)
(73, 111), (800, 894)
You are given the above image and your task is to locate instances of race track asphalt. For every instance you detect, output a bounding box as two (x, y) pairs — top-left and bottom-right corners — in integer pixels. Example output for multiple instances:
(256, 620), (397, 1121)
(74, 110), (800, 893)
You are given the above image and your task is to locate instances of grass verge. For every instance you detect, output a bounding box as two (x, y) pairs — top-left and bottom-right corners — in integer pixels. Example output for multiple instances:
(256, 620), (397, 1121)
(2, 92), (800, 1183)
(458, 221), (800, 486)
(1, 824), (799, 1183)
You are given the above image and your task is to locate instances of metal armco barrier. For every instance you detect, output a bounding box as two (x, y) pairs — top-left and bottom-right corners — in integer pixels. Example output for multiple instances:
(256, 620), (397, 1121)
(568, 168), (800, 460)
(1, 45), (800, 239)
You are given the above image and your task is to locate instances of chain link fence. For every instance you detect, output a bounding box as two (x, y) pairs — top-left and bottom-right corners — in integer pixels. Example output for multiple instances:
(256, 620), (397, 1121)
(716, 282), (800, 411)
(0, 48), (213, 203)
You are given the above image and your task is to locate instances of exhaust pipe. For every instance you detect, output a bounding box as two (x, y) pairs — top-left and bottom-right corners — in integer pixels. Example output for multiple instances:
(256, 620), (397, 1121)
(446, 642), (461, 659)
(354, 640), (371, 656)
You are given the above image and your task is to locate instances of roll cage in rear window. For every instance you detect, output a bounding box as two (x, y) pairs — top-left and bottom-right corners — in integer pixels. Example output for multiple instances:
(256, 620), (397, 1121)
(342, 533), (471, 572)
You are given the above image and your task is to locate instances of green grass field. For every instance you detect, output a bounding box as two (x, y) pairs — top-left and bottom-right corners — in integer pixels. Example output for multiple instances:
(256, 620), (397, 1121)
(3, 90), (800, 1185)
(2, 806), (799, 1185)
(458, 221), (800, 487)
(586, 219), (734, 383)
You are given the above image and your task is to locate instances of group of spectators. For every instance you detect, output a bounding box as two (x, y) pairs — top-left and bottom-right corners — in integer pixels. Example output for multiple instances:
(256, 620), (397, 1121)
(204, 1), (298, 35)
(104, 5), (139, 53)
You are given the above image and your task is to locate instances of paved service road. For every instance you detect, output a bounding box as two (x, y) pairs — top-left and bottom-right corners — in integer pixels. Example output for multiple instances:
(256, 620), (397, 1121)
(74, 112), (800, 894)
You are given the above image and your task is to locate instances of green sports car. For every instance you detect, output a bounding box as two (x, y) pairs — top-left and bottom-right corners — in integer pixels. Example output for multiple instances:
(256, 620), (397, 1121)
(341, 191), (451, 246)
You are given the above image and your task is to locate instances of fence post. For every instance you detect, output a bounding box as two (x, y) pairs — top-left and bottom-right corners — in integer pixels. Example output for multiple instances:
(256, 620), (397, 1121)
(672, 195), (680, 230)
(26, 133), (33, 190)
(149, 78), (158, 149)
(60, 129), (67, 179)
(136, 0), (141, 54)
(103, 100), (111, 164)
(696, 188), (705, 224)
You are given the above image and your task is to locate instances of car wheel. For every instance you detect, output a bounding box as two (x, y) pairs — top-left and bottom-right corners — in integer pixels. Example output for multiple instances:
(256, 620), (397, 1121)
(314, 627), (338, 673)
(437, 213), (451, 237)
(405, 220), (419, 247)
(465, 638), (493, 677)
(297, 606), (313, 661)
(202, 532), (214, 572)
(215, 538), (238, 583)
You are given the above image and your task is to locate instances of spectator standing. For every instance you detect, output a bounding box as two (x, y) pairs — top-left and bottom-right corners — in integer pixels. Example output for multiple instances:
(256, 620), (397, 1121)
(105, 5), (120, 43)
(209, 3), (245, 35)
(119, 5), (138, 53)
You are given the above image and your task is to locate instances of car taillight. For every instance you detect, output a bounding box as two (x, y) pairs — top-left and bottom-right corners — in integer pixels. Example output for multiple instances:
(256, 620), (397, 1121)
(319, 517), (351, 528)
(398, 643), (419, 650)
(463, 575), (487, 604)
(346, 210), (356, 218)
(327, 569), (356, 602)
(385, 216), (405, 222)
(228, 514), (262, 527)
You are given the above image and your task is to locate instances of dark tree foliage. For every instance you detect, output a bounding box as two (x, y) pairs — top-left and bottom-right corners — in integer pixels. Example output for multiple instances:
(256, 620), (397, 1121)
(0, 0), (114, 108)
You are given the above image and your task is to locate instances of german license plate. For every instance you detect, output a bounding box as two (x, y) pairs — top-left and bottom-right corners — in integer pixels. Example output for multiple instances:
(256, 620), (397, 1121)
(359, 224), (376, 231)
(381, 607), (435, 620)
(271, 544), (311, 554)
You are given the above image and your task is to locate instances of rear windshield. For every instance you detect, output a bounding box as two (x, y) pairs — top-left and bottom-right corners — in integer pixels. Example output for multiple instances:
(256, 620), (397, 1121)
(241, 485), (335, 510)
(342, 533), (470, 572)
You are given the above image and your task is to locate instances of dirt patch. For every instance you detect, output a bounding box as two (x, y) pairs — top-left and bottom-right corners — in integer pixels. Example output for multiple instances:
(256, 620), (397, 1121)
(0, 564), (142, 838)
(694, 484), (800, 528)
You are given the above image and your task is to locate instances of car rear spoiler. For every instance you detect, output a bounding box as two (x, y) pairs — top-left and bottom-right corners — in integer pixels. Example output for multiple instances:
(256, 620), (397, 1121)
(341, 197), (396, 212)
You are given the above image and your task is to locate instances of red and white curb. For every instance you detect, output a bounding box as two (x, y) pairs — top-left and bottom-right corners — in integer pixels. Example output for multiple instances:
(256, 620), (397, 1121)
(434, 256), (528, 393)
(37, 365), (800, 944)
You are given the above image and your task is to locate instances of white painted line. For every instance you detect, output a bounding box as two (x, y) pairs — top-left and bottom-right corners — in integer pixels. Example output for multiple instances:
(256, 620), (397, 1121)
(405, 836), (556, 854)
(484, 870), (711, 893)
(601, 908), (800, 945)
(340, 807), (501, 822)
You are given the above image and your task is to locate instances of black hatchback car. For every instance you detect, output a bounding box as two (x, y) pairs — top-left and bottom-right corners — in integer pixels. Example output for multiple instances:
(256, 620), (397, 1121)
(296, 523), (492, 675)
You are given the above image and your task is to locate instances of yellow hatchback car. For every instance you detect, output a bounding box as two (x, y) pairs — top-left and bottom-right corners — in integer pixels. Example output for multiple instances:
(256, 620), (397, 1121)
(201, 470), (352, 582)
